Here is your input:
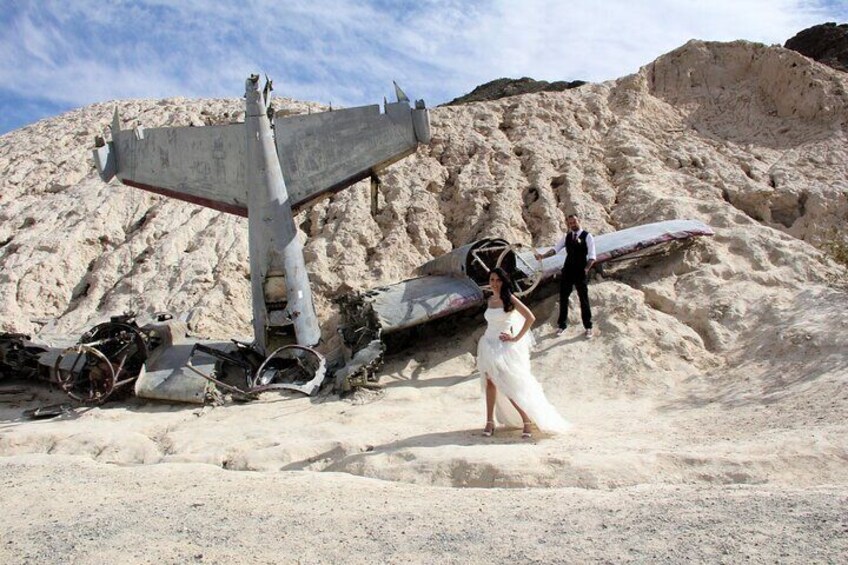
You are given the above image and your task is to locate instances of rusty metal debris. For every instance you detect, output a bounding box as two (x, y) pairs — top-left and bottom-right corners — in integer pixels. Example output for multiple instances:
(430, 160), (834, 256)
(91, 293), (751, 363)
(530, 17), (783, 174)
(252, 345), (326, 395)
(53, 315), (150, 404)
(0, 332), (47, 381)
(23, 404), (72, 420)
(0, 312), (327, 407)
(333, 339), (385, 392)
(185, 342), (327, 400)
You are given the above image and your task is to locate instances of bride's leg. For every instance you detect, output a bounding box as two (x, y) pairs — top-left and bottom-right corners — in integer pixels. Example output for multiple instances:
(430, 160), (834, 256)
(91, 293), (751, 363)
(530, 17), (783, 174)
(484, 376), (496, 435)
(508, 399), (533, 437)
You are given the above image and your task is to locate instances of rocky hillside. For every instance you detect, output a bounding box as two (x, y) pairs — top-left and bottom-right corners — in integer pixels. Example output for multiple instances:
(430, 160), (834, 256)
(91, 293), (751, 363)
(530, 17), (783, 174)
(786, 22), (848, 73)
(444, 77), (586, 105)
(0, 39), (846, 367)
(1, 38), (847, 502)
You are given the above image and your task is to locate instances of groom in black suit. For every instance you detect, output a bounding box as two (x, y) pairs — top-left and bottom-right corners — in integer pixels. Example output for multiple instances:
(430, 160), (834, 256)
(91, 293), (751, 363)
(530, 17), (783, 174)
(535, 214), (596, 338)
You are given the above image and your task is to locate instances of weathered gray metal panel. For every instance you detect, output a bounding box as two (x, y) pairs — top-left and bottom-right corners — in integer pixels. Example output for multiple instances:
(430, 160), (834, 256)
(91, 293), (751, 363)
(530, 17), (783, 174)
(369, 275), (485, 332)
(416, 241), (479, 277)
(133, 320), (212, 404)
(113, 124), (249, 216)
(412, 106), (431, 144)
(92, 142), (116, 182)
(245, 76), (321, 350)
(275, 101), (422, 209)
(134, 341), (215, 404)
(535, 219), (715, 278)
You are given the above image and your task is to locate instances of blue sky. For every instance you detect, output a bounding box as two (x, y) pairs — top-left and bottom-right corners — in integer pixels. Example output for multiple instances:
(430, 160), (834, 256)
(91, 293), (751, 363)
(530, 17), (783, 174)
(1, 0), (846, 135)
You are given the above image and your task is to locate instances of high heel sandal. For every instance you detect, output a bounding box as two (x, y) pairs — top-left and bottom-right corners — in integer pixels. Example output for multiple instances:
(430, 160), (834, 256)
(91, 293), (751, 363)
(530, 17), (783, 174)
(522, 422), (533, 439)
(483, 420), (495, 437)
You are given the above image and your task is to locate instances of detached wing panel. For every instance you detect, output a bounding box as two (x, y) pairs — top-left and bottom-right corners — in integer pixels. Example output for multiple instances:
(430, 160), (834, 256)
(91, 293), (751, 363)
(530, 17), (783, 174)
(534, 219), (715, 278)
(367, 275), (485, 333)
(594, 219), (715, 262)
(275, 102), (423, 211)
(113, 125), (249, 216)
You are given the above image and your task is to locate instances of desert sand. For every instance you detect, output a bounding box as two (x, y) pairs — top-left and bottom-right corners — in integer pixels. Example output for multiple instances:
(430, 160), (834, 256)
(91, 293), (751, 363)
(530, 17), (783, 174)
(1, 39), (847, 562)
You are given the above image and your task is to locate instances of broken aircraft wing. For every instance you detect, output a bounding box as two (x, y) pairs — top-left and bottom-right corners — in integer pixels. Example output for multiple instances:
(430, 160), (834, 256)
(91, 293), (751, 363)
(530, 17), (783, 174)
(103, 122), (249, 216)
(93, 92), (430, 217)
(531, 219), (716, 279)
(358, 275), (483, 334)
(339, 219), (714, 340)
(275, 99), (431, 209)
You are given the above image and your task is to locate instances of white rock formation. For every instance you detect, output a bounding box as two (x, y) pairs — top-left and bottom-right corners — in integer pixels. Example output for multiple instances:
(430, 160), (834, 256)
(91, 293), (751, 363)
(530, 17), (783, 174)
(0, 43), (847, 558)
(3, 39), (845, 366)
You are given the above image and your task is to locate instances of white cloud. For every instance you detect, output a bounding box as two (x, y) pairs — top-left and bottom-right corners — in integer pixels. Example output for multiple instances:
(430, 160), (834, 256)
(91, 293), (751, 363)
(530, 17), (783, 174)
(0, 0), (842, 128)
(405, 0), (834, 89)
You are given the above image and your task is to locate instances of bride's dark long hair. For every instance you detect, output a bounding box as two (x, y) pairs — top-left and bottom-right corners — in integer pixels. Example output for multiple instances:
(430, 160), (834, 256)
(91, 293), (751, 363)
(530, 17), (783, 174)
(492, 267), (515, 312)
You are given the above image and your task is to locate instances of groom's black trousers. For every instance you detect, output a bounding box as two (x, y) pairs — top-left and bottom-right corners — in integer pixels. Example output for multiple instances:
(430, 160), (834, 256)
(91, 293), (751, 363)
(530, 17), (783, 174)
(558, 270), (592, 330)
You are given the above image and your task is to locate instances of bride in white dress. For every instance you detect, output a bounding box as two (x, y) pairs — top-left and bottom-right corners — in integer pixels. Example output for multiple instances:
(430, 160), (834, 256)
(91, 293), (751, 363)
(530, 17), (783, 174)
(477, 268), (571, 438)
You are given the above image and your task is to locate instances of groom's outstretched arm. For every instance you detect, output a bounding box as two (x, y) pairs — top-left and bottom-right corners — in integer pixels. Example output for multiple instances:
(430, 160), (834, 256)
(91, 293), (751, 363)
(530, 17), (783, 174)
(534, 235), (567, 260)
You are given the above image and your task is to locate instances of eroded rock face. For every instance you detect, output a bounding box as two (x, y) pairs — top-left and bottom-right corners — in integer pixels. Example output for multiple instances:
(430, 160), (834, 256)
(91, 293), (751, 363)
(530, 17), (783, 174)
(0, 40), (846, 381)
(785, 22), (848, 73)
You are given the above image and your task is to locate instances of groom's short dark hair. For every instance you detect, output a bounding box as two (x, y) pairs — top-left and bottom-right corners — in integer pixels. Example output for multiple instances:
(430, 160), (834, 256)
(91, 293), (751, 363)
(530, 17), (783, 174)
(567, 213), (578, 219)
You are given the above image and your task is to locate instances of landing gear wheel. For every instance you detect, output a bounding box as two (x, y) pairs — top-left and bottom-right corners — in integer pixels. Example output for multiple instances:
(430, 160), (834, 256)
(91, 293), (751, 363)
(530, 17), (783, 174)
(54, 322), (148, 405)
(54, 344), (117, 404)
(495, 244), (542, 297)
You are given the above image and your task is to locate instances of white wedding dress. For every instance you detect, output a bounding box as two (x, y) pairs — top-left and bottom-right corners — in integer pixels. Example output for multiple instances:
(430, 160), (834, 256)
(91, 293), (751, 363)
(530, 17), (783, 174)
(477, 307), (571, 433)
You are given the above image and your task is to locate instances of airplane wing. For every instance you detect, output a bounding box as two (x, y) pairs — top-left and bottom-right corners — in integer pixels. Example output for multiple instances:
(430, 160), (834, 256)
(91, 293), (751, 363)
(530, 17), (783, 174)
(104, 119), (249, 216)
(365, 275), (483, 334)
(530, 219), (715, 279)
(339, 275), (484, 338)
(275, 99), (431, 211)
(94, 93), (430, 217)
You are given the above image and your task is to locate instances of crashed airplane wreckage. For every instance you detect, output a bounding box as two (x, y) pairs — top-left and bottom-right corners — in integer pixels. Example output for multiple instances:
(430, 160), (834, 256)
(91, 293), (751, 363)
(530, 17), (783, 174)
(0, 74), (431, 405)
(2, 314), (205, 405)
(0, 219), (713, 404)
(0, 74), (714, 404)
(336, 219), (715, 389)
(89, 74), (430, 403)
(0, 313), (326, 405)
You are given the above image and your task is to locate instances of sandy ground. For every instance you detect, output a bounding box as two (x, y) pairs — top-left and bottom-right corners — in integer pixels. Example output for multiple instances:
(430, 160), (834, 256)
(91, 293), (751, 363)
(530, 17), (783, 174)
(2, 455), (846, 564)
(1, 289), (846, 562)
